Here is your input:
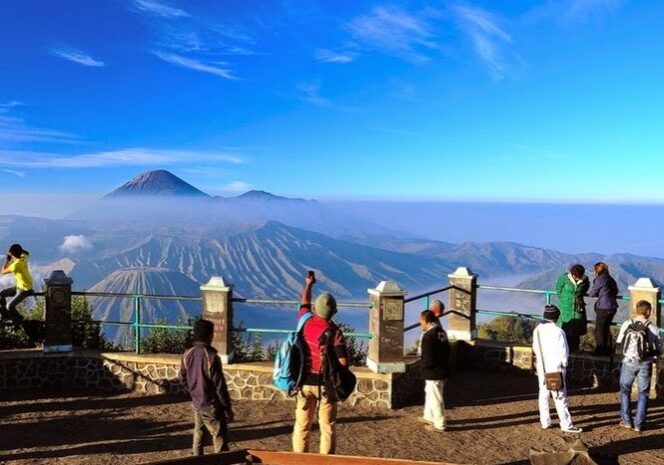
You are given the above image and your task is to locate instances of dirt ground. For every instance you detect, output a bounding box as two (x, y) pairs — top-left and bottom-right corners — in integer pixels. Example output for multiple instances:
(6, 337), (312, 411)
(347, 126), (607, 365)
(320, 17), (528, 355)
(0, 371), (662, 465)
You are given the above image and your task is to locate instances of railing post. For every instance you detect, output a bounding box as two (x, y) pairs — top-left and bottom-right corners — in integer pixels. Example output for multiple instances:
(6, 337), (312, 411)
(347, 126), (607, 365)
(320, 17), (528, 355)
(43, 270), (73, 353)
(447, 267), (478, 341)
(201, 277), (234, 364)
(628, 278), (661, 326)
(133, 295), (141, 354)
(367, 281), (407, 373)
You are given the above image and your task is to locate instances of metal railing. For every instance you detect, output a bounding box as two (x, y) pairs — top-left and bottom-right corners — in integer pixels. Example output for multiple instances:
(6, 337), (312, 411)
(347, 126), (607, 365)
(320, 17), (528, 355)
(69, 291), (373, 353)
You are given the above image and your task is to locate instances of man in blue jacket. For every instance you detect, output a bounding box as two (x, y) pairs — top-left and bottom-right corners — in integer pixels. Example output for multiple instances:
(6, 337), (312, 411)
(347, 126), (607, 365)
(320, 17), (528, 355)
(180, 319), (234, 456)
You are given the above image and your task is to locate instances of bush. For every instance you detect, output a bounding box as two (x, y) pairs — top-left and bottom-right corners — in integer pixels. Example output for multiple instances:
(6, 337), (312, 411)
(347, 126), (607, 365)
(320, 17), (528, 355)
(477, 315), (539, 345)
(140, 317), (194, 354)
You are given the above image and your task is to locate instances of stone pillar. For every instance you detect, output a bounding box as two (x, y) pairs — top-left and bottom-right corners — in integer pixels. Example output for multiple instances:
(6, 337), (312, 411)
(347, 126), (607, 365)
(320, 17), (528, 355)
(628, 277), (661, 399)
(43, 270), (73, 353)
(447, 267), (478, 341)
(201, 277), (234, 364)
(628, 277), (661, 326)
(367, 281), (407, 374)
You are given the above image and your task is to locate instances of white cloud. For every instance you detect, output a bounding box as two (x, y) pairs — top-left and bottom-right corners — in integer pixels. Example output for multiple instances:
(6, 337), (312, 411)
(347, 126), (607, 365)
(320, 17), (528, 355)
(0, 148), (244, 169)
(59, 235), (93, 254)
(0, 101), (25, 114)
(565, 0), (623, 23)
(133, 0), (189, 18)
(153, 51), (236, 79)
(0, 111), (78, 144)
(314, 49), (357, 64)
(49, 45), (105, 67)
(297, 82), (333, 108)
(219, 181), (251, 193)
(1, 168), (25, 177)
(452, 5), (519, 79)
(346, 6), (439, 63)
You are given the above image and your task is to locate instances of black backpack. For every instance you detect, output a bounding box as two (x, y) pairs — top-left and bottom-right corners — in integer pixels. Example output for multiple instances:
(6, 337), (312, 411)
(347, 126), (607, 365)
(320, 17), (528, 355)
(621, 319), (658, 360)
(318, 329), (356, 402)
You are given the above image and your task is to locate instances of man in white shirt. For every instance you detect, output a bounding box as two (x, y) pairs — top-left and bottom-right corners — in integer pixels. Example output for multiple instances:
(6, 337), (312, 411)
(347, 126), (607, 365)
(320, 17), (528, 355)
(532, 305), (582, 433)
(615, 300), (661, 433)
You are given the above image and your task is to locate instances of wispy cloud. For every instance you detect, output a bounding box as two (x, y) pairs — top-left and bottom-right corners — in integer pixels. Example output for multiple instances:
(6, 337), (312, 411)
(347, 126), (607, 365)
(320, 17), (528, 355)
(0, 148), (243, 169)
(152, 51), (236, 79)
(1, 168), (26, 178)
(49, 45), (105, 67)
(523, 0), (624, 26)
(452, 5), (519, 79)
(346, 6), (439, 63)
(565, 0), (623, 23)
(297, 82), (334, 108)
(59, 235), (93, 254)
(133, 0), (189, 18)
(0, 108), (78, 145)
(314, 49), (357, 64)
(218, 181), (251, 193)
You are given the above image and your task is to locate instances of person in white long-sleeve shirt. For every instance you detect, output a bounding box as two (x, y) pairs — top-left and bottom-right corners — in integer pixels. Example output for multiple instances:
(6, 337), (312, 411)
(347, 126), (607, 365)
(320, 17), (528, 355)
(532, 305), (582, 433)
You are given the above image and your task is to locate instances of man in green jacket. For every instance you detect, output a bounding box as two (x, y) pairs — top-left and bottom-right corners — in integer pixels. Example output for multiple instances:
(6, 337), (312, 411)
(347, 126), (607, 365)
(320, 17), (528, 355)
(555, 264), (589, 352)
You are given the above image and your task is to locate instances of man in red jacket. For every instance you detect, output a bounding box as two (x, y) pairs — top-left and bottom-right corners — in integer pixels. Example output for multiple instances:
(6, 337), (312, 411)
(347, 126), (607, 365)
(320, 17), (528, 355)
(292, 272), (349, 454)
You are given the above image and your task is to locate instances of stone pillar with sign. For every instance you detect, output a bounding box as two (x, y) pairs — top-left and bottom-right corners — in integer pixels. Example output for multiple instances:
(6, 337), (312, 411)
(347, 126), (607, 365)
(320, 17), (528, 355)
(201, 277), (234, 364)
(628, 277), (661, 325)
(447, 267), (478, 341)
(43, 270), (73, 353)
(628, 277), (661, 399)
(367, 281), (407, 374)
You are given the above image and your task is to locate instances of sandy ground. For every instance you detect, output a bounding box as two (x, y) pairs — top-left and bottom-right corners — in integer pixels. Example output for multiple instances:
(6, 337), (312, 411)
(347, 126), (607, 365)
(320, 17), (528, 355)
(0, 371), (662, 465)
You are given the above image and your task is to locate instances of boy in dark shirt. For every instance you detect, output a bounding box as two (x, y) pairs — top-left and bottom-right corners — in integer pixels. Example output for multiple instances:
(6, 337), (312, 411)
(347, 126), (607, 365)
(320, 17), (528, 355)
(419, 310), (450, 432)
(180, 319), (234, 456)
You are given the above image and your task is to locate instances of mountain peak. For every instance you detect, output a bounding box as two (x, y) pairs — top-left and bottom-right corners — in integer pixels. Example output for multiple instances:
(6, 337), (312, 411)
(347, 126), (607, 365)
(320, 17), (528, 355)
(106, 170), (209, 198)
(235, 190), (311, 203)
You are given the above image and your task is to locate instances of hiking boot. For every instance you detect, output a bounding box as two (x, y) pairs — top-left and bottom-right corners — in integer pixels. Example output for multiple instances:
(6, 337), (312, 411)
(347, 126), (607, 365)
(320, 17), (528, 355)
(425, 424), (446, 433)
(562, 426), (583, 434)
(619, 422), (632, 430)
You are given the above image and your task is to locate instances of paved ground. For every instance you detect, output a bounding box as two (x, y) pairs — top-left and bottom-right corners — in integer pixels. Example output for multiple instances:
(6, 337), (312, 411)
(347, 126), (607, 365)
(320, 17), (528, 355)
(0, 371), (662, 465)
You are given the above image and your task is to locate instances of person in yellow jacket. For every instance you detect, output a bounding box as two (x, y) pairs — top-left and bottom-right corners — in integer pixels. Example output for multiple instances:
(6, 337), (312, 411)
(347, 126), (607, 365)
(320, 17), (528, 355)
(0, 243), (34, 330)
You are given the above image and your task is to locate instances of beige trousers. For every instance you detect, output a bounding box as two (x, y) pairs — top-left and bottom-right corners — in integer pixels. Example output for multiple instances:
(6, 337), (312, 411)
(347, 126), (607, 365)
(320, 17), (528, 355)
(292, 385), (337, 454)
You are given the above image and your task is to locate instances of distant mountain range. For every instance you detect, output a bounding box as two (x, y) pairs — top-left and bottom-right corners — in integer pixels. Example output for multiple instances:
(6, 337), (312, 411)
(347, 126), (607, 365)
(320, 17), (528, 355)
(3, 169), (661, 340)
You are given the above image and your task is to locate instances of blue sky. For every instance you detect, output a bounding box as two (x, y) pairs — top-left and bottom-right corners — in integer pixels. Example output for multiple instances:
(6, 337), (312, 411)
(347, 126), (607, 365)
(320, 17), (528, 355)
(1, 0), (663, 202)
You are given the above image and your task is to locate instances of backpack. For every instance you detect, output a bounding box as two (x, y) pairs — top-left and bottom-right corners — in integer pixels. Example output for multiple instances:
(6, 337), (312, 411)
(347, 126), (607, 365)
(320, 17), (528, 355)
(621, 319), (657, 361)
(273, 312), (312, 395)
(318, 329), (357, 402)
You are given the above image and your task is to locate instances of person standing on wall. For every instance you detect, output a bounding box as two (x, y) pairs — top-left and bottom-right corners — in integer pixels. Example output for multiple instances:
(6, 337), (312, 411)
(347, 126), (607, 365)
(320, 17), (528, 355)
(555, 264), (590, 352)
(0, 243), (35, 332)
(589, 262), (619, 356)
(616, 300), (661, 433)
(180, 319), (234, 456)
(532, 305), (583, 433)
(292, 271), (349, 455)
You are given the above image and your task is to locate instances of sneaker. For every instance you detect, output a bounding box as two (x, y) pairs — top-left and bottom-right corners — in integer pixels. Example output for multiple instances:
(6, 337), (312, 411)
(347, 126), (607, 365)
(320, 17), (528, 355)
(619, 422), (632, 430)
(418, 417), (433, 424)
(633, 426), (642, 433)
(425, 424), (446, 433)
(562, 426), (583, 434)
(541, 424), (551, 430)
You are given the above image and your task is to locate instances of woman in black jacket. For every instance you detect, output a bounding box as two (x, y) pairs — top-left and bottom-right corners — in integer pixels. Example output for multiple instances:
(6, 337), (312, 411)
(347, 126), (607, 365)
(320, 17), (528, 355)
(589, 262), (619, 356)
(419, 310), (450, 432)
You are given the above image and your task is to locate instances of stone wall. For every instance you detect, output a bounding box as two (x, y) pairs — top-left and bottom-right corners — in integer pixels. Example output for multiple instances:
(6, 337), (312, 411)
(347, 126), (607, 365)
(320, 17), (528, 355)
(0, 350), (398, 408)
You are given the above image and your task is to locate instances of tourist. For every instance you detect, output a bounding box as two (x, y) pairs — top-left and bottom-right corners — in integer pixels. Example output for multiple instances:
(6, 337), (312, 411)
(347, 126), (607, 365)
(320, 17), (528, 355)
(555, 264), (590, 352)
(616, 300), (661, 433)
(532, 305), (582, 433)
(292, 272), (349, 455)
(0, 243), (35, 331)
(179, 319), (234, 456)
(589, 262), (619, 356)
(419, 309), (450, 433)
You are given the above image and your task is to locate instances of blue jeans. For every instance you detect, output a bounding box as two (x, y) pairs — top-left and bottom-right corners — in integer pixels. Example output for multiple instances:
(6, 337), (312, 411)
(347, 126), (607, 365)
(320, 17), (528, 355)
(619, 359), (652, 430)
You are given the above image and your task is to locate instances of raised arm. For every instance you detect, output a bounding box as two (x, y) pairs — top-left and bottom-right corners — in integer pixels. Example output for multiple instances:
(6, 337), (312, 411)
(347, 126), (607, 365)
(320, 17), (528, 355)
(301, 271), (316, 305)
(2, 253), (13, 275)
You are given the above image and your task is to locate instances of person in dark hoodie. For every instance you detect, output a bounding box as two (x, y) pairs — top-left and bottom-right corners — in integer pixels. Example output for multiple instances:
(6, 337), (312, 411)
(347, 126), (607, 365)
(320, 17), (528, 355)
(180, 319), (234, 456)
(419, 309), (450, 432)
(589, 262), (619, 356)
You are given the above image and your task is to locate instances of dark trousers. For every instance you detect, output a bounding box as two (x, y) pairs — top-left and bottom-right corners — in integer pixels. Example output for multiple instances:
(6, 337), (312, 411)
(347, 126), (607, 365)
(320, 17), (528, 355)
(192, 407), (229, 456)
(595, 308), (617, 355)
(562, 320), (581, 353)
(0, 286), (34, 328)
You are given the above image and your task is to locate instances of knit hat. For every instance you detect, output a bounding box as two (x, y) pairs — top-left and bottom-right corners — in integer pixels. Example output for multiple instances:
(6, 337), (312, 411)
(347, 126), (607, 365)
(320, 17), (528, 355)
(543, 305), (560, 321)
(314, 293), (337, 320)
